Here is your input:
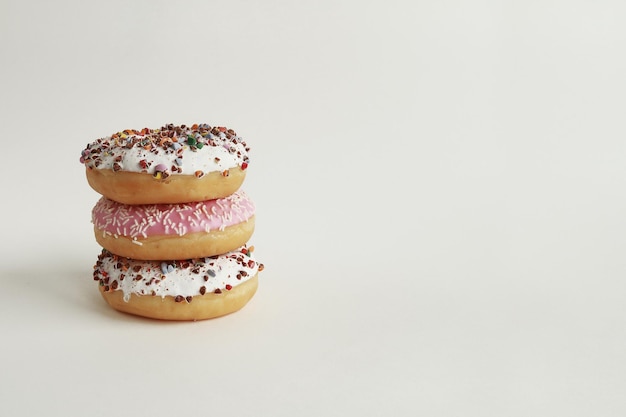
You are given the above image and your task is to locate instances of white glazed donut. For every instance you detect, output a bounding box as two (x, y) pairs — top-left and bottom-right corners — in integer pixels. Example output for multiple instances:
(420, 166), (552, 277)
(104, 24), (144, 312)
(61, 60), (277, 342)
(92, 190), (255, 260)
(80, 123), (250, 204)
(93, 245), (264, 320)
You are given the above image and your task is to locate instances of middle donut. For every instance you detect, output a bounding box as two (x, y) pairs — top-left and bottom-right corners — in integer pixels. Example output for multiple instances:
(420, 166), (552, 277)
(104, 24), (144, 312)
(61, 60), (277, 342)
(92, 190), (255, 260)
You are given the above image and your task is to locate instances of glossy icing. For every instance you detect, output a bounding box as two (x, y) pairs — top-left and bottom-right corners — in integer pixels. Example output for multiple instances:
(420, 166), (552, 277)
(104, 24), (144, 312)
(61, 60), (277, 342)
(92, 190), (254, 238)
(93, 246), (262, 302)
(80, 124), (250, 176)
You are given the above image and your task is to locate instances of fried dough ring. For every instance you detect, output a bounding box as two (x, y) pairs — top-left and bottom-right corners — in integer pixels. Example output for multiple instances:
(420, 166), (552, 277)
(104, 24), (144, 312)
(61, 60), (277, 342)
(94, 216), (255, 260)
(99, 275), (258, 321)
(85, 167), (246, 204)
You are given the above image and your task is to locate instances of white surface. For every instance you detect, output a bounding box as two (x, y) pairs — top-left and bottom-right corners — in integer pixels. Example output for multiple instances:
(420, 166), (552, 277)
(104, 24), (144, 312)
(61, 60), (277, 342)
(1, 0), (626, 415)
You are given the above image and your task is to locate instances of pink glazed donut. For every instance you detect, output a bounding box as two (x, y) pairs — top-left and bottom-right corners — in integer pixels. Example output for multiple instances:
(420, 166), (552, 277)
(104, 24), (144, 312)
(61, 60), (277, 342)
(92, 190), (255, 260)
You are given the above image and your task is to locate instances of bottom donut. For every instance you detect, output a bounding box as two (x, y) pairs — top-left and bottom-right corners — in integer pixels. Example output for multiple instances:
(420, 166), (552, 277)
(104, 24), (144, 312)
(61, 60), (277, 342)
(92, 245), (263, 321)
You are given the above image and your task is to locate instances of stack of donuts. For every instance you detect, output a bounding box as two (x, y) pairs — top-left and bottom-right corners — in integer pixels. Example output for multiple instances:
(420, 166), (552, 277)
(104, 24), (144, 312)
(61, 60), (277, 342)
(80, 123), (263, 320)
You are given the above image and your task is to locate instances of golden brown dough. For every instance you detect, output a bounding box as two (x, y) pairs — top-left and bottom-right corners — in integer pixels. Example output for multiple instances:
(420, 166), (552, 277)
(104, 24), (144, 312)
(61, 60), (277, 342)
(85, 167), (246, 205)
(99, 275), (258, 321)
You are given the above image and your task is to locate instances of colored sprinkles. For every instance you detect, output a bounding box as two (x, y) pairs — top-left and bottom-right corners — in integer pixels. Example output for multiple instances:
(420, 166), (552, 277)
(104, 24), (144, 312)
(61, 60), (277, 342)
(80, 123), (251, 177)
(93, 245), (263, 302)
(84, 123), (264, 312)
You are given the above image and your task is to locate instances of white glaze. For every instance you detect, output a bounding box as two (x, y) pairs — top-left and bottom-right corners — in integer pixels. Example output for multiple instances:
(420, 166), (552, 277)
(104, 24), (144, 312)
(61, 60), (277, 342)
(94, 246), (260, 302)
(81, 124), (249, 175)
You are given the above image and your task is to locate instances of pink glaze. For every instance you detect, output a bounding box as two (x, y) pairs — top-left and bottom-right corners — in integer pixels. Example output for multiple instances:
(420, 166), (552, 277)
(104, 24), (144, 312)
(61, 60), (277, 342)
(92, 190), (255, 239)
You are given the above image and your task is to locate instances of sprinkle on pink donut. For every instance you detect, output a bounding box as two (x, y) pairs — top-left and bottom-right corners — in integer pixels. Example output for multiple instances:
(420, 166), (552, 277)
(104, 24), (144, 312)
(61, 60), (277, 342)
(92, 190), (255, 239)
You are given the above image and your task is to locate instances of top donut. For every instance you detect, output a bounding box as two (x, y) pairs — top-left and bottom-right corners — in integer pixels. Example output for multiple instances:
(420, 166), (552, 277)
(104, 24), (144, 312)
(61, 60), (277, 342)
(80, 123), (250, 204)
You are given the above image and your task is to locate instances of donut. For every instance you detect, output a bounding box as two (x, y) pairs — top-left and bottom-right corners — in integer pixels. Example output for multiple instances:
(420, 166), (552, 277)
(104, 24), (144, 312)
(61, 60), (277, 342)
(93, 245), (264, 320)
(92, 190), (255, 261)
(80, 123), (250, 204)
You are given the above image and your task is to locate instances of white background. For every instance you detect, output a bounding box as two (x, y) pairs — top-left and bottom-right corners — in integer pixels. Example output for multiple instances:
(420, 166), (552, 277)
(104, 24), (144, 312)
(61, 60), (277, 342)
(1, 0), (625, 415)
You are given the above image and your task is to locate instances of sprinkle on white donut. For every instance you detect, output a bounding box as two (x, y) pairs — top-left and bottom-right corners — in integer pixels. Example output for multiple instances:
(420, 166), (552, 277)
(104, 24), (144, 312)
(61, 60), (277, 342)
(93, 245), (264, 303)
(80, 123), (250, 177)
